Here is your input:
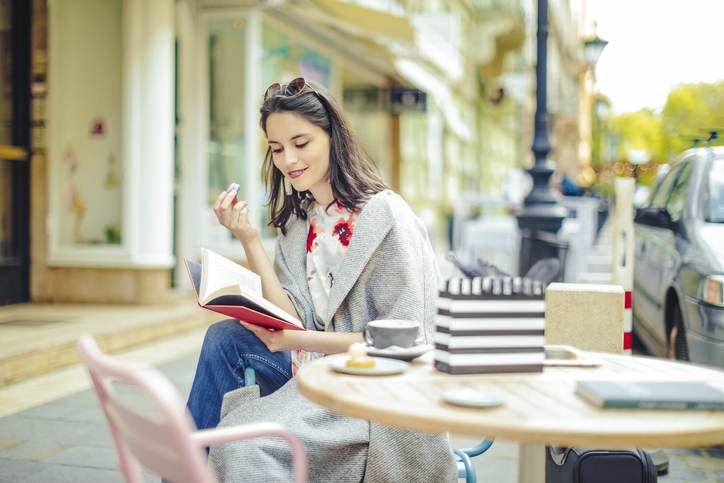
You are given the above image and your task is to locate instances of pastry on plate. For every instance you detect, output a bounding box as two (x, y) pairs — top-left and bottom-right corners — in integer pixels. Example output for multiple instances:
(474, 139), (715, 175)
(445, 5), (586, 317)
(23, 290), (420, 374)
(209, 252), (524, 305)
(346, 342), (376, 369)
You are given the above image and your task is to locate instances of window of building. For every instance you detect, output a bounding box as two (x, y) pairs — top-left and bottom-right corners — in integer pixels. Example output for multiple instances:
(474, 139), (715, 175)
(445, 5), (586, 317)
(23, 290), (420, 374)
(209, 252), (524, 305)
(343, 86), (391, 185)
(50, 0), (123, 247)
(258, 19), (333, 239)
(400, 111), (428, 199)
(207, 17), (248, 243)
(261, 21), (332, 89)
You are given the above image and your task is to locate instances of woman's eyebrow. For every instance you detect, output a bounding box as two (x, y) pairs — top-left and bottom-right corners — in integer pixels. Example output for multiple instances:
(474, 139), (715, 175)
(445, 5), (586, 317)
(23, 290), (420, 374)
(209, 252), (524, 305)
(268, 133), (311, 145)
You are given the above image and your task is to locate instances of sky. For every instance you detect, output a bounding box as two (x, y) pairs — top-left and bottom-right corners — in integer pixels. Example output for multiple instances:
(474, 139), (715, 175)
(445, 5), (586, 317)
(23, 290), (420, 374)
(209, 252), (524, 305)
(587, 0), (724, 114)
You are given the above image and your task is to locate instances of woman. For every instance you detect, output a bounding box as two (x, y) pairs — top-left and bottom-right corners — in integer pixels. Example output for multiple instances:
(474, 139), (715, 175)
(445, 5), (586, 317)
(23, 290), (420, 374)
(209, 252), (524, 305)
(188, 78), (455, 482)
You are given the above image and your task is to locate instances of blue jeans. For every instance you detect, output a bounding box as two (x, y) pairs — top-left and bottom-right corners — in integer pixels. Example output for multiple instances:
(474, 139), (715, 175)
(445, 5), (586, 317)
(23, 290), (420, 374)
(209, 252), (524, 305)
(186, 319), (292, 430)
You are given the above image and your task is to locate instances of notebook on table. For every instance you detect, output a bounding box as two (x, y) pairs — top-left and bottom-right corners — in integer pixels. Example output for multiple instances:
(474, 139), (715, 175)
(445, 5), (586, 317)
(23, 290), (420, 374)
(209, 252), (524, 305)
(575, 380), (724, 409)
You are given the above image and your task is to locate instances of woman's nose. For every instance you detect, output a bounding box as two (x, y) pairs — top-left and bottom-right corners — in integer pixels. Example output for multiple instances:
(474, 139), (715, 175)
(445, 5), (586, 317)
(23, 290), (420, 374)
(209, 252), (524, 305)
(282, 149), (298, 166)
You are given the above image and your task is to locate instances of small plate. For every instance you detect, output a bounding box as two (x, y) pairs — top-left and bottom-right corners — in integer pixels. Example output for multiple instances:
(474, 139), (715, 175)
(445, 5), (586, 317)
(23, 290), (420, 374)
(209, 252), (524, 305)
(331, 356), (409, 376)
(365, 344), (434, 362)
(442, 388), (505, 409)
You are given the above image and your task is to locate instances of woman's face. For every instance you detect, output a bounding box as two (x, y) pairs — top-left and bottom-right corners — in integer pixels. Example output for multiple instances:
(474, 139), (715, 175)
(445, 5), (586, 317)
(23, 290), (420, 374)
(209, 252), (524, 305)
(266, 111), (333, 204)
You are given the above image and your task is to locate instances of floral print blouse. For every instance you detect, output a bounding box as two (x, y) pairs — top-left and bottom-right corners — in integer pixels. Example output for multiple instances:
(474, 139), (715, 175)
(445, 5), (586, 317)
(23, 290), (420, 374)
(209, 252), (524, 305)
(291, 201), (359, 374)
(306, 201), (358, 324)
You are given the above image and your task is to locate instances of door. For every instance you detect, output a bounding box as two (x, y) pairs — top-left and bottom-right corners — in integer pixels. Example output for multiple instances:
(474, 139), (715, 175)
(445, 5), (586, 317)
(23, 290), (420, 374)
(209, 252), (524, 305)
(0, 0), (31, 305)
(659, 159), (692, 279)
(656, 159), (692, 327)
(633, 162), (682, 347)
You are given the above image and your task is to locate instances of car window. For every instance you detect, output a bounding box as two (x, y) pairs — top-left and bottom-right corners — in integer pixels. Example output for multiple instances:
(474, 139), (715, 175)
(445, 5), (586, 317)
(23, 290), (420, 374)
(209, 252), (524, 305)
(649, 163), (682, 208)
(705, 159), (724, 223)
(665, 161), (692, 220)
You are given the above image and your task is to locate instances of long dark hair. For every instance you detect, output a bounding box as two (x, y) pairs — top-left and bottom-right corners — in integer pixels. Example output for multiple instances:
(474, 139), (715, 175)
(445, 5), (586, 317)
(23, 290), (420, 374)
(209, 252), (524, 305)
(260, 80), (387, 235)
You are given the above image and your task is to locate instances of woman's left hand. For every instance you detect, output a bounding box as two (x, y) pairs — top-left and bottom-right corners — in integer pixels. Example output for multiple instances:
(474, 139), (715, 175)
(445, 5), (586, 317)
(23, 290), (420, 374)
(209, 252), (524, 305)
(240, 321), (299, 352)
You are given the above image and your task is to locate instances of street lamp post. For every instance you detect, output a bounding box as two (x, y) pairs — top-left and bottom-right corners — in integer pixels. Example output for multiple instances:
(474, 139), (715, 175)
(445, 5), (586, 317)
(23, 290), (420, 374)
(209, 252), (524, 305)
(583, 32), (608, 69)
(516, 0), (568, 275)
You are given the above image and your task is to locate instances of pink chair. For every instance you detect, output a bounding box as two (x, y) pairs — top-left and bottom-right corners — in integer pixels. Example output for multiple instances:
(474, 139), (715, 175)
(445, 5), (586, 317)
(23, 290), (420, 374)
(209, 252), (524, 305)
(77, 334), (307, 483)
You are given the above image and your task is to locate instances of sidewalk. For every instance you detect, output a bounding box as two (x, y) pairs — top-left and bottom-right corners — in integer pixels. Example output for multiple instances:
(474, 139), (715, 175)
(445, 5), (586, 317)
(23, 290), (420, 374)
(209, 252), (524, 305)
(1, 328), (723, 482)
(0, 328), (519, 483)
(0, 293), (217, 397)
(0, 329), (206, 482)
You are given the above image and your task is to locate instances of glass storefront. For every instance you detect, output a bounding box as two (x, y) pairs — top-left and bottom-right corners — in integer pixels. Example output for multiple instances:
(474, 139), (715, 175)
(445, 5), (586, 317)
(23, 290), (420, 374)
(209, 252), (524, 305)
(196, 12), (454, 256)
(400, 111), (428, 199)
(204, 17), (335, 243)
(261, 20), (331, 90)
(343, 87), (391, 185)
(261, 19), (333, 239)
(207, 17), (247, 211)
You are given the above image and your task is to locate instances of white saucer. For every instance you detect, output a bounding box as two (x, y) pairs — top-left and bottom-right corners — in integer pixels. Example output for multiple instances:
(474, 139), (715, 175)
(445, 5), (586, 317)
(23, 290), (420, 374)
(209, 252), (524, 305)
(442, 388), (505, 409)
(331, 356), (409, 376)
(365, 344), (434, 362)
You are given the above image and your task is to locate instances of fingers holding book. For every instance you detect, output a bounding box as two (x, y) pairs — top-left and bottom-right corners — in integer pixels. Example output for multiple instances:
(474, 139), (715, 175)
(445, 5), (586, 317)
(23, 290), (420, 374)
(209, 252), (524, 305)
(240, 321), (297, 352)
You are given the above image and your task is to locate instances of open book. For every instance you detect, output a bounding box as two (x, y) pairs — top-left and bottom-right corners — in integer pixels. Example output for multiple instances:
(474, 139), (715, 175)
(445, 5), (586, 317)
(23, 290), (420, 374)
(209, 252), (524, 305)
(184, 248), (304, 331)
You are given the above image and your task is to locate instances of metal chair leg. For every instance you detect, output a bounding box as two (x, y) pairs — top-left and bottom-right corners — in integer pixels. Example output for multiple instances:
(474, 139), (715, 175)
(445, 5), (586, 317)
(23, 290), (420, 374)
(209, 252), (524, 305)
(454, 448), (476, 483)
(244, 366), (256, 387)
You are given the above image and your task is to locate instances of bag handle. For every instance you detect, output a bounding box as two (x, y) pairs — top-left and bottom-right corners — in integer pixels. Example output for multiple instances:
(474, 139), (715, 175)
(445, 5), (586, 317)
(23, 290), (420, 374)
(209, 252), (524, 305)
(548, 446), (572, 466)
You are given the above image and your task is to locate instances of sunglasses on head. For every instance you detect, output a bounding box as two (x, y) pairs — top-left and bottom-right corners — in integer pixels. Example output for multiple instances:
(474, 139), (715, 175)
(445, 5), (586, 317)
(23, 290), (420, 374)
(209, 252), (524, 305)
(264, 77), (319, 101)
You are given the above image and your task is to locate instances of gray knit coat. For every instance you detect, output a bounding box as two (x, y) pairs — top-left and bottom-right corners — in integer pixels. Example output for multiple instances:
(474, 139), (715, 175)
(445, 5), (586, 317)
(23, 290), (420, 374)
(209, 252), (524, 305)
(208, 190), (456, 482)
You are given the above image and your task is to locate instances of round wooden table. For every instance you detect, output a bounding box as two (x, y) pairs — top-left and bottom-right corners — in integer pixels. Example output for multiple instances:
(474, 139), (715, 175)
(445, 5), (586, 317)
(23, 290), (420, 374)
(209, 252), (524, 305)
(297, 350), (724, 483)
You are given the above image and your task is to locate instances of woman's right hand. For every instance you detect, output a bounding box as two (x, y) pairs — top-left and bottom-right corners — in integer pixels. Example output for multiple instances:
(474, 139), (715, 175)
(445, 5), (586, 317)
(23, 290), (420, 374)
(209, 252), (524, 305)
(213, 190), (259, 244)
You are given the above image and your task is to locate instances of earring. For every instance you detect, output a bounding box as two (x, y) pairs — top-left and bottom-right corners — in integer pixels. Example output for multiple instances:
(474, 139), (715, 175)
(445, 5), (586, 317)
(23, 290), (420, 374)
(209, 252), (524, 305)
(283, 177), (294, 197)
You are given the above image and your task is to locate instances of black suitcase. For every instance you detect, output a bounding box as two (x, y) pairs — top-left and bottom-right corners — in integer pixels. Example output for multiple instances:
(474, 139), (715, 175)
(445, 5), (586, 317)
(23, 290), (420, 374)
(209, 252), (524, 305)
(546, 446), (657, 483)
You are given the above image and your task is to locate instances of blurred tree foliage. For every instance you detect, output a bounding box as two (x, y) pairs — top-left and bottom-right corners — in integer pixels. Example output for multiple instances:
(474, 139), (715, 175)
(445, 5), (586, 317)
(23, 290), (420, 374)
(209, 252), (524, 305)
(660, 81), (724, 158)
(611, 108), (664, 162)
(592, 81), (724, 193)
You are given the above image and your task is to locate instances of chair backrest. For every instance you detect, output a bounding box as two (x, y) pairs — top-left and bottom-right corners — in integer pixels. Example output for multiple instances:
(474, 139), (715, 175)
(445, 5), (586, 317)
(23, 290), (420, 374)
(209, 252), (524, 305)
(524, 257), (561, 286)
(77, 334), (215, 483)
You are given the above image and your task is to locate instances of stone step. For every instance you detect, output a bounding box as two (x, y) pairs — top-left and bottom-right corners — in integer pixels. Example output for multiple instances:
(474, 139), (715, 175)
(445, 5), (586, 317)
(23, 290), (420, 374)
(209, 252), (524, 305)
(0, 293), (217, 388)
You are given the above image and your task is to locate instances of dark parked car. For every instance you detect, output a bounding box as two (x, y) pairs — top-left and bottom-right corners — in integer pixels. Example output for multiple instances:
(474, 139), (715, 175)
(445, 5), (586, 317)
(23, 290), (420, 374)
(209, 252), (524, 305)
(633, 146), (724, 367)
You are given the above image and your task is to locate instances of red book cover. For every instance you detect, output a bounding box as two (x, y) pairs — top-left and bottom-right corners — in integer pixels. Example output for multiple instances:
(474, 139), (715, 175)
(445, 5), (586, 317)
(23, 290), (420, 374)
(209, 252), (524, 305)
(201, 303), (304, 331)
(185, 258), (304, 331)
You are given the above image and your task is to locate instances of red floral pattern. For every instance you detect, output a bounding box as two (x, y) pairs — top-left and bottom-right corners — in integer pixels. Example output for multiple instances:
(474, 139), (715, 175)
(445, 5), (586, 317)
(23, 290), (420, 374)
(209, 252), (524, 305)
(306, 220), (318, 253)
(332, 221), (353, 247)
(296, 202), (362, 373)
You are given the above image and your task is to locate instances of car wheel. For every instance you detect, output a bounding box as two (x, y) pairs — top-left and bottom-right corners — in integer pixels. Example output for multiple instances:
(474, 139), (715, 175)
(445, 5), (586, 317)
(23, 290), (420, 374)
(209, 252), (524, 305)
(667, 306), (690, 361)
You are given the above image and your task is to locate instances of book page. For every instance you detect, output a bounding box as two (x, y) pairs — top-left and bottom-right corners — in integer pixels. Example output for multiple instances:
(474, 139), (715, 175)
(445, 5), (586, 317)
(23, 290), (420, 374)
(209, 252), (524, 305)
(201, 248), (262, 303)
(184, 259), (202, 296)
(199, 248), (303, 329)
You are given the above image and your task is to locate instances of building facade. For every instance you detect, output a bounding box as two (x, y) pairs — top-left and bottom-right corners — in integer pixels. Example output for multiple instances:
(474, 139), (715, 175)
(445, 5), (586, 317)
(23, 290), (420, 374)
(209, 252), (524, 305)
(1, 0), (594, 305)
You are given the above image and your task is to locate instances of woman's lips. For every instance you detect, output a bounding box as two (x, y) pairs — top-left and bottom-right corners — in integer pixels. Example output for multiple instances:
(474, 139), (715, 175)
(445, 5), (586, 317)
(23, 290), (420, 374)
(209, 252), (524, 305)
(287, 168), (307, 179)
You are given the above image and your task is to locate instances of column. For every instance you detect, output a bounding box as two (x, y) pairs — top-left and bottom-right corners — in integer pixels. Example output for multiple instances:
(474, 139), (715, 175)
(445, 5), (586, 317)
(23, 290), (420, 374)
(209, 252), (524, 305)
(122, 0), (175, 268)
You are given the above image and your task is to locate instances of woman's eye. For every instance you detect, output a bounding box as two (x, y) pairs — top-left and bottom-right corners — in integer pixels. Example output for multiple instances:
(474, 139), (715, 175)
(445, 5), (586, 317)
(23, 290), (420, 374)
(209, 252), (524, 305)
(295, 142), (308, 149)
(272, 148), (283, 154)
